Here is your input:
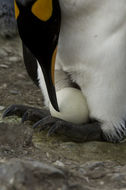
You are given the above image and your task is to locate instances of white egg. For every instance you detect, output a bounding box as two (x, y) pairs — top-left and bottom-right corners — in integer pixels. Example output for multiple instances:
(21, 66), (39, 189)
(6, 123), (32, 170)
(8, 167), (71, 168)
(49, 87), (89, 124)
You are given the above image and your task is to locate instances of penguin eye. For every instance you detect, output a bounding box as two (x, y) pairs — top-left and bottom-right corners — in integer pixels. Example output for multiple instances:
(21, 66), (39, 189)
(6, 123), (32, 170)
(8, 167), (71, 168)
(31, 0), (53, 21)
(14, 0), (20, 19)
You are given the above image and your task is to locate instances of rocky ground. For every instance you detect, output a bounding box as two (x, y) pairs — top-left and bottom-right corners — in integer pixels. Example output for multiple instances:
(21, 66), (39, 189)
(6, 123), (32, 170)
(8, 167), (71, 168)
(0, 36), (126, 190)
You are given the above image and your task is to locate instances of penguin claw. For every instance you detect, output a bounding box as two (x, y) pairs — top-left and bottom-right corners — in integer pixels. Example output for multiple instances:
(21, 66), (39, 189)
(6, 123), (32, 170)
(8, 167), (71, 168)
(32, 116), (69, 136)
(48, 123), (61, 136)
(20, 108), (47, 123)
(32, 116), (58, 130)
(21, 111), (29, 123)
(33, 116), (57, 128)
(3, 104), (50, 123)
(3, 104), (29, 118)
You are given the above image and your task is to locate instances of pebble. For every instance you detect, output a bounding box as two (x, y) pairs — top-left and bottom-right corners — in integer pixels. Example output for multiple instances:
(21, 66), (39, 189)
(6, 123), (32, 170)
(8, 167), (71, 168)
(46, 152), (50, 158)
(17, 73), (25, 79)
(0, 49), (8, 57)
(8, 56), (21, 63)
(0, 84), (7, 89)
(9, 90), (20, 95)
(53, 160), (65, 167)
(0, 106), (5, 111)
(0, 64), (8, 69)
(3, 47), (14, 55)
(99, 181), (104, 185)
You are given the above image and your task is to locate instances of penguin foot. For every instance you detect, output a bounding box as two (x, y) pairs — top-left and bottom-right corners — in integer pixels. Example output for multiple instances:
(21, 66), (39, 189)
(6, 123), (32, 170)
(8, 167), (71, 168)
(32, 116), (104, 142)
(3, 104), (50, 123)
(3, 105), (104, 142)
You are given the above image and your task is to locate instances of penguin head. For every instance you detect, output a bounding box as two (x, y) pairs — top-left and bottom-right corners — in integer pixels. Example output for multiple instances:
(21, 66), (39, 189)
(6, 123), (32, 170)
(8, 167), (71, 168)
(15, 0), (61, 111)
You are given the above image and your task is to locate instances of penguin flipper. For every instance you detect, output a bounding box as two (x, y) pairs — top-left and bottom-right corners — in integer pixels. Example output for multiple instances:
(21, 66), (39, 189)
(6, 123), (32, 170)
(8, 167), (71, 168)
(32, 117), (104, 142)
(3, 104), (50, 123)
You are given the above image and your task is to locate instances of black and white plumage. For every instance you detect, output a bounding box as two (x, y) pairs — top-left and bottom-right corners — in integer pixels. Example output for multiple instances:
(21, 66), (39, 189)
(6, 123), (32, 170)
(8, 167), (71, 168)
(3, 0), (126, 143)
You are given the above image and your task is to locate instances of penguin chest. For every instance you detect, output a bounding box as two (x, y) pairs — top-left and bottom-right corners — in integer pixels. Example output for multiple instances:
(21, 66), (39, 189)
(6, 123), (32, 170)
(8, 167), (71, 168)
(58, 0), (126, 72)
(56, 0), (126, 121)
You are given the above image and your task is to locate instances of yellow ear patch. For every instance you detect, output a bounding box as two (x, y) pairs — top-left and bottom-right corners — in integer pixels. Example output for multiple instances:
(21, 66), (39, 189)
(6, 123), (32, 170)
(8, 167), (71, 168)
(51, 47), (57, 85)
(32, 0), (53, 21)
(14, 0), (19, 19)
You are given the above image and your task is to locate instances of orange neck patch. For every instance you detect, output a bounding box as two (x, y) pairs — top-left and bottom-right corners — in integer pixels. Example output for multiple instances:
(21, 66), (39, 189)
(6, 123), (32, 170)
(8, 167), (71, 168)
(14, 0), (19, 19)
(32, 0), (53, 21)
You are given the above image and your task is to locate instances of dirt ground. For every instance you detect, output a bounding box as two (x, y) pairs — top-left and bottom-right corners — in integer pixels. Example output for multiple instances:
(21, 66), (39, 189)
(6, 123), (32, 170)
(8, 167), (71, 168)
(0, 36), (126, 190)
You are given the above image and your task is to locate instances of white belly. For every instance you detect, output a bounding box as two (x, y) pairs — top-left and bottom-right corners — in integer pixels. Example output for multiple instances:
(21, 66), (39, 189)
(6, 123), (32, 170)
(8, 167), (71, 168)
(55, 0), (126, 138)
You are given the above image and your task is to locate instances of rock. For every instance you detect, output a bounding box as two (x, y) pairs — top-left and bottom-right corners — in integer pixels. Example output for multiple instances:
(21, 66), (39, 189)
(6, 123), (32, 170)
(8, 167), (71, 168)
(1, 159), (126, 190)
(0, 159), (67, 190)
(0, 159), (126, 190)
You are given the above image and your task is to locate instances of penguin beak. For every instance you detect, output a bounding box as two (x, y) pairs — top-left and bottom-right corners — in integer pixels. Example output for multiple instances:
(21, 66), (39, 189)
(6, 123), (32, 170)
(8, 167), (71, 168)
(14, 0), (61, 112)
(37, 47), (60, 112)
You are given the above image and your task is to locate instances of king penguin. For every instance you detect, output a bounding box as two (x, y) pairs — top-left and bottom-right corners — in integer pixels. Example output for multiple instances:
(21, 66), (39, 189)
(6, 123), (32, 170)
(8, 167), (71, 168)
(3, 0), (126, 143)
